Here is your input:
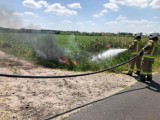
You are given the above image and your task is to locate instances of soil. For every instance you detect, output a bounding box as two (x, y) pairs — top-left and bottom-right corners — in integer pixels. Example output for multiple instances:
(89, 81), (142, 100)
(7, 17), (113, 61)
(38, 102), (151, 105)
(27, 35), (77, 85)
(0, 51), (137, 120)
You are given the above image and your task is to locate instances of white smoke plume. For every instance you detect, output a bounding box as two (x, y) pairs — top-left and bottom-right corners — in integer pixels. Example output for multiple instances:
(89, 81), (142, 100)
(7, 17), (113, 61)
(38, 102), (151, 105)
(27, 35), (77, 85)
(33, 35), (66, 61)
(0, 1), (75, 64)
(0, 8), (23, 29)
(0, 1), (41, 30)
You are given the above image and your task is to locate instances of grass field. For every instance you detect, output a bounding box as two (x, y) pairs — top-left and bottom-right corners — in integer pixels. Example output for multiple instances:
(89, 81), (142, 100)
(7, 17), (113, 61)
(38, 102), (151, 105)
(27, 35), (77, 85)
(0, 32), (159, 73)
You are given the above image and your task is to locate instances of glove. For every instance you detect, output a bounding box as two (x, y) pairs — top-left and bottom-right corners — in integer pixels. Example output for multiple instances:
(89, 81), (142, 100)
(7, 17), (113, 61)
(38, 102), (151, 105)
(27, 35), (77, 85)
(139, 50), (144, 56)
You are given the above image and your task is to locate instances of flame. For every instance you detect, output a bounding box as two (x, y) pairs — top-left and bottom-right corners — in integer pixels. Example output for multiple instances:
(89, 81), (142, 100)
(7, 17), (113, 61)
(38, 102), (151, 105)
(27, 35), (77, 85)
(58, 57), (78, 65)
(58, 57), (69, 65)
(73, 60), (78, 65)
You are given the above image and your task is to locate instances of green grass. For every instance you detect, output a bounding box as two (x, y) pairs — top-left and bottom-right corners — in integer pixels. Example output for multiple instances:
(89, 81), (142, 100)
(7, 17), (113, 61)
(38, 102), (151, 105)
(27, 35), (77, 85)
(0, 32), (160, 73)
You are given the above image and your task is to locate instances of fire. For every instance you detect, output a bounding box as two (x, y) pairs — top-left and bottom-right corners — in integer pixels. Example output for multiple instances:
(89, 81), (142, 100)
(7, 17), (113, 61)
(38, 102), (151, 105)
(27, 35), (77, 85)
(58, 57), (78, 65)
(73, 60), (78, 65)
(58, 57), (69, 65)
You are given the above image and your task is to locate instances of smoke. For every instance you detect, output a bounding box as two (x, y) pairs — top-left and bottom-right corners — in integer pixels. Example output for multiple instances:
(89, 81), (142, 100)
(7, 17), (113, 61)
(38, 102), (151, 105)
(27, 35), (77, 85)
(0, 30), (66, 63)
(25, 23), (41, 30)
(64, 35), (80, 55)
(0, 2), (63, 62)
(33, 35), (66, 61)
(91, 48), (127, 61)
(0, 2), (41, 29)
(0, 1), (80, 64)
(0, 8), (23, 29)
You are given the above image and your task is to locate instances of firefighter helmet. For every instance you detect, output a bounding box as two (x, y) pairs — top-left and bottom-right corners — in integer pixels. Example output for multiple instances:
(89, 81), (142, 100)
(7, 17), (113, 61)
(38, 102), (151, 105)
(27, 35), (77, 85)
(134, 33), (142, 40)
(149, 33), (159, 41)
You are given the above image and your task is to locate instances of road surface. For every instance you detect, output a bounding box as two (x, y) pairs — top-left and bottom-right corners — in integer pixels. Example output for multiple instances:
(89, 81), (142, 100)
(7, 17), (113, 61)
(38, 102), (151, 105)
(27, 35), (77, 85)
(68, 74), (160, 120)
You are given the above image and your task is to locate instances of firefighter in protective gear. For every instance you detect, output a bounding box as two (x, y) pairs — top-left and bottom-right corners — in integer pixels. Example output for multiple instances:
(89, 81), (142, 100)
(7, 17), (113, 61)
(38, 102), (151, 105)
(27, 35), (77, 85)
(127, 33), (143, 76)
(139, 33), (159, 81)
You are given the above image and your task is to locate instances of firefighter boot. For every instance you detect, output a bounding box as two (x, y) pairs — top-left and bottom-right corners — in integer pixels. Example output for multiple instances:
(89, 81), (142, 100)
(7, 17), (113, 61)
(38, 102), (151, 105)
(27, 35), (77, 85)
(135, 71), (141, 76)
(140, 74), (146, 82)
(147, 74), (152, 81)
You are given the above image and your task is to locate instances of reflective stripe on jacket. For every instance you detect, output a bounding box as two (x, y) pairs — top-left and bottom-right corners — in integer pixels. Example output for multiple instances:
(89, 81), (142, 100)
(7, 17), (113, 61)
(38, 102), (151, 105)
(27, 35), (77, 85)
(142, 40), (156, 59)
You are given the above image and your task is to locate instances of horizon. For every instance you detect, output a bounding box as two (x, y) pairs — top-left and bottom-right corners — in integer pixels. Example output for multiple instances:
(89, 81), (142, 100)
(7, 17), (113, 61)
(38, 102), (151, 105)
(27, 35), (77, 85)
(1, 26), (153, 35)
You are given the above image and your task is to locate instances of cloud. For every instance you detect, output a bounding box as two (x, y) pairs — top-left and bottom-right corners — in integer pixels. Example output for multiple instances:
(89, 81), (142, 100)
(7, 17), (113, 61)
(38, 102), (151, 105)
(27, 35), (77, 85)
(49, 22), (55, 25)
(62, 20), (72, 24)
(22, 0), (48, 9)
(45, 3), (77, 16)
(67, 3), (82, 9)
(93, 2), (117, 18)
(154, 16), (158, 19)
(93, 9), (108, 18)
(106, 19), (157, 27)
(116, 15), (127, 20)
(150, 0), (160, 8)
(93, 14), (103, 18)
(103, 2), (119, 11)
(105, 16), (159, 33)
(12, 11), (39, 18)
(76, 22), (84, 26)
(104, 0), (160, 9)
(38, 0), (48, 7)
(12, 12), (24, 16)
(24, 11), (39, 17)
(110, 0), (149, 8)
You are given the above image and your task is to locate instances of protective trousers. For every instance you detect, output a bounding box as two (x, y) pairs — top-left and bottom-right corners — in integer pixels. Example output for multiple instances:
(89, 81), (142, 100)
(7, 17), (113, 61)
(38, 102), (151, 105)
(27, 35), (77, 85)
(128, 54), (142, 74)
(141, 56), (155, 80)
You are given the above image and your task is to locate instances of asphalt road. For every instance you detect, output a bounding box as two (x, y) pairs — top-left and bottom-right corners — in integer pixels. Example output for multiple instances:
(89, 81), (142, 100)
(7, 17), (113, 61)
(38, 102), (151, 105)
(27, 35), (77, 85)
(68, 74), (160, 120)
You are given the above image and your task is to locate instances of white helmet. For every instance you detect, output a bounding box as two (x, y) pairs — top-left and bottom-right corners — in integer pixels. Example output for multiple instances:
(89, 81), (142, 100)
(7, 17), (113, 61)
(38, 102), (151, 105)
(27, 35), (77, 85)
(149, 33), (159, 41)
(134, 33), (142, 40)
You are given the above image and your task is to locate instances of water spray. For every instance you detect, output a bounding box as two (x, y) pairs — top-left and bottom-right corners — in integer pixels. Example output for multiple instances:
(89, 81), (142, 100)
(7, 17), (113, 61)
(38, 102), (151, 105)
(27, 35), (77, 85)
(91, 48), (128, 61)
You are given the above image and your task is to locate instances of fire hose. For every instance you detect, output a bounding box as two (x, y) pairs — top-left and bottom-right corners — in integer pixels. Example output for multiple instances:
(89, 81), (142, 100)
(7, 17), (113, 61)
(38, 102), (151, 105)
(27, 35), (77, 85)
(0, 54), (140, 78)
(45, 55), (142, 120)
(0, 54), (140, 120)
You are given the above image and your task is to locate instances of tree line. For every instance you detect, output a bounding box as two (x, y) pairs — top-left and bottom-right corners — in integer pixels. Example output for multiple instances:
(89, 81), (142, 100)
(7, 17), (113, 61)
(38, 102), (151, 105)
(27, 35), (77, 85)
(0, 27), (134, 36)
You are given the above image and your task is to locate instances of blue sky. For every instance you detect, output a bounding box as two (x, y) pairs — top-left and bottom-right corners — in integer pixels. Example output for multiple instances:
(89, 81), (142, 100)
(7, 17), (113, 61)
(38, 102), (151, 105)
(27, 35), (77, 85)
(0, 0), (160, 33)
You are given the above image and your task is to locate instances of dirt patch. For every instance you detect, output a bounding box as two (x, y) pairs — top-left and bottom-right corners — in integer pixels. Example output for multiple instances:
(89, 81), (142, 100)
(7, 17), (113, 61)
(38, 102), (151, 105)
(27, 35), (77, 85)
(0, 51), (137, 120)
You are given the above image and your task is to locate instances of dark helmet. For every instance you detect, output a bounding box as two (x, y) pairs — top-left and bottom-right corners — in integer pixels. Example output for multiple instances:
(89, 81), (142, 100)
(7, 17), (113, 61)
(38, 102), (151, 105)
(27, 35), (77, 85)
(134, 33), (142, 40)
(149, 33), (159, 41)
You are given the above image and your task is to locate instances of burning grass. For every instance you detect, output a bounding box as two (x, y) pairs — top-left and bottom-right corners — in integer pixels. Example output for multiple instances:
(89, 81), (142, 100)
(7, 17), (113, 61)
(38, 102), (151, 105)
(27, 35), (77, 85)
(0, 32), (160, 72)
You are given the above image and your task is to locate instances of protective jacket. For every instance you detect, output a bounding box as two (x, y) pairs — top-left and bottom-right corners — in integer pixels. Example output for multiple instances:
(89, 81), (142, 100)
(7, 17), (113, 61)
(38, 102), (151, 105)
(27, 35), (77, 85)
(140, 40), (157, 79)
(142, 40), (157, 58)
(129, 39), (143, 55)
(128, 39), (143, 74)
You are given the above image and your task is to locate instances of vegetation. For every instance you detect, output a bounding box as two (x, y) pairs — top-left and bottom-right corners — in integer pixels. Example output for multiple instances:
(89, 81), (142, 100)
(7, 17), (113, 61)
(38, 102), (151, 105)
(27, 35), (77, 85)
(0, 29), (160, 73)
(0, 27), (133, 36)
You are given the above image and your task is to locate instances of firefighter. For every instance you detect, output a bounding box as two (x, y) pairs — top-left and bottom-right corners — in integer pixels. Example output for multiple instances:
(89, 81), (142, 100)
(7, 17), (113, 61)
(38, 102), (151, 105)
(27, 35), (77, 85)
(127, 33), (143, 76)
(139, 33), (159, 81)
